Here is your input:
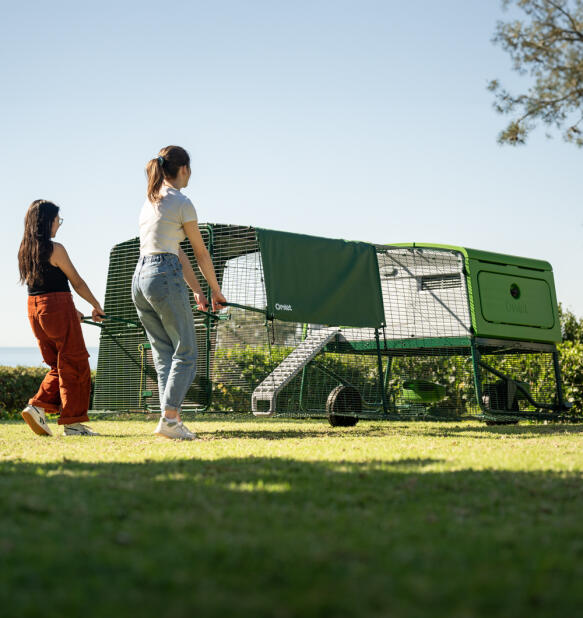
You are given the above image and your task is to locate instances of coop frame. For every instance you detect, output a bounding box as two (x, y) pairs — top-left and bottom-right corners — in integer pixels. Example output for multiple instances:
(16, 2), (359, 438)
(90, 223), (572, 423)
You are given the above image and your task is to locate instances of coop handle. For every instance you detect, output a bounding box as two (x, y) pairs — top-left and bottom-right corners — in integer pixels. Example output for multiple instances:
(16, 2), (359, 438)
(80, 314), (141, 328)
(194, 301), (269, 319)
(83, 303), (268, 327)
(223, 301), (269, 316)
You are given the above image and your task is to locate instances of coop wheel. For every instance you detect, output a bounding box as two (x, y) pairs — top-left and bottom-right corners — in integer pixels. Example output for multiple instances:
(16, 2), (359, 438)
(328, 414), (358, 427)
(326, 385), (360, 427)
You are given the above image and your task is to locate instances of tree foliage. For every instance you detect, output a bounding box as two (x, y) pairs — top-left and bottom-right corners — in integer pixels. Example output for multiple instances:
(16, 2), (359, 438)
(559, 302), (583, 342)
(489, 0), (583, 145)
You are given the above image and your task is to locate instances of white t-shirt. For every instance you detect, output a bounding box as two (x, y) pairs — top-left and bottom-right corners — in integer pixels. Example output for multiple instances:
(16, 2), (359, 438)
(139, 185), (198, 256)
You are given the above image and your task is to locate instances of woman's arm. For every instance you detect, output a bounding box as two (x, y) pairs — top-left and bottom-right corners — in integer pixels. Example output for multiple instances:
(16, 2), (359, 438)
(177, 248), (208, 310)
(50, 243), (105, 322)
(183, 221), (227, 311)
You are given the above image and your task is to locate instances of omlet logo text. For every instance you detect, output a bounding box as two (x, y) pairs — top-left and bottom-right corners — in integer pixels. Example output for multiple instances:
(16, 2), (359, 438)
(275, 303), (293, 311)
(505, 301), (528, 314)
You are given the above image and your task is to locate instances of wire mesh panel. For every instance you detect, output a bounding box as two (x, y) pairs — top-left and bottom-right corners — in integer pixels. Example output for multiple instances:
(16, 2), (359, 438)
(476, 340), (561, 421)
(336, 247), (471, 350)
(210, 232), (276, 411)
(271, 349), (385, 418)
(94, 227), (216, 411)
(93, 328), (146, 411)
(385, 347), (479, 420)
(378, 246), (472, 340)
(93, 238), (144, 411)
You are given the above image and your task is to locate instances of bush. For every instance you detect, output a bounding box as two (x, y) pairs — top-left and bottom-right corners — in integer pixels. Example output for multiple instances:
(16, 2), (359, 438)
(557, 305), (583, 414)
(0, 366), (47, 419)
(211, 346), (388, 413)
(0, 366), (97, 419)
(212, 346), (292, 411)
(558, 342), (583, 414)
(559, 304), (583, 344)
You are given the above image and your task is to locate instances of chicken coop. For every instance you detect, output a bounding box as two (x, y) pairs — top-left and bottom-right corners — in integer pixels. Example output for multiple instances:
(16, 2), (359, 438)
(90, 224), (571, 425)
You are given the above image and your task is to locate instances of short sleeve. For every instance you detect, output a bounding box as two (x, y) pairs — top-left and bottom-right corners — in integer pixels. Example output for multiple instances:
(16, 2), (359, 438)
(181, 197), (198, 224)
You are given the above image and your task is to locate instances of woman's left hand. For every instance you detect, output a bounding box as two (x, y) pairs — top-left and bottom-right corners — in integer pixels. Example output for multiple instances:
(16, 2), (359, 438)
(92, 307), (105, 322)
(76, 309), (83, 323)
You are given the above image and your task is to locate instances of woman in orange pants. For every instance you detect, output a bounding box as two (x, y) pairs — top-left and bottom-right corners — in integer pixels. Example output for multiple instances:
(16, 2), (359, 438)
(18, 200), (105, 436)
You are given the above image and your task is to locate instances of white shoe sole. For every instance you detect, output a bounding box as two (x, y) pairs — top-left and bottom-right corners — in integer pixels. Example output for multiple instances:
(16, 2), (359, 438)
(153, 430), (196, 441)
(21, 410), (52, 436)
(64, 429), (98, 436)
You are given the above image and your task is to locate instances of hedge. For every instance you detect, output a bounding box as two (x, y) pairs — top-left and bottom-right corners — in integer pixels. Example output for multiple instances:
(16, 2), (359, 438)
(0, 366), (47, 419)
(0, 366), (96, 420)
(558, 342), (583, 414)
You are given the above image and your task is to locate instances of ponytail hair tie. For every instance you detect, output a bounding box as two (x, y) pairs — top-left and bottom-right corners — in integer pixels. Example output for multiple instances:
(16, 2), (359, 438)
(157, 156), (164, 166)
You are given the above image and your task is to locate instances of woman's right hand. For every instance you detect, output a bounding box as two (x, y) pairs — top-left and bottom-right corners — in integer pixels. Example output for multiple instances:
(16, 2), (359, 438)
(194, 293), (209, 312)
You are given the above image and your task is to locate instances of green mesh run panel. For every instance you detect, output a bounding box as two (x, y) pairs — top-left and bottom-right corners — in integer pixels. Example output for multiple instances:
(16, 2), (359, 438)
(93, 224), (259, 412)
(93, 238), (144, 411)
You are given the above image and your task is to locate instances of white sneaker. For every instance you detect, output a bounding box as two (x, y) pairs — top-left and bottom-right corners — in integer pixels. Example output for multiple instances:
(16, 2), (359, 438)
(178, 421), (197, 439)
(154, 417), (196, 440)
(64, 423), (99, 436)
(21, 405), (52, 436)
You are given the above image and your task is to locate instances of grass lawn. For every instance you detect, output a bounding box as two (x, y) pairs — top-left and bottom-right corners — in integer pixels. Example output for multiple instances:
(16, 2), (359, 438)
(1, 414), (583, 618)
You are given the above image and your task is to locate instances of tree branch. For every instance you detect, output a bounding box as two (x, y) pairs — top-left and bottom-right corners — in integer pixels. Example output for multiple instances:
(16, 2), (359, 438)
(546, 0), (583, 42)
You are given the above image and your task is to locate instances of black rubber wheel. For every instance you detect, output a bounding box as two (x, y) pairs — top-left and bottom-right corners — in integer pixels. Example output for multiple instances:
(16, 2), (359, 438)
(326, 385), (360, 427)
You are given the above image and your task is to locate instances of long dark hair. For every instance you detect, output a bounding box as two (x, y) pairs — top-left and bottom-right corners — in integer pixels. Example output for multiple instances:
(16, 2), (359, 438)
(18, 200), (59, 286)
(146, 145), (190, 203)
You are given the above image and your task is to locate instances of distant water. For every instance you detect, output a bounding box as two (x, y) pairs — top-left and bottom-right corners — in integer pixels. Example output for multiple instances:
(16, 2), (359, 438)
(0, 347), (99, 369)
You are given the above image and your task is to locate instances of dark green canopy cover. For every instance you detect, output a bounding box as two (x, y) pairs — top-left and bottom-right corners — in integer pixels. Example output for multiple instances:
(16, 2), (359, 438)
(257, 228), (385, 328)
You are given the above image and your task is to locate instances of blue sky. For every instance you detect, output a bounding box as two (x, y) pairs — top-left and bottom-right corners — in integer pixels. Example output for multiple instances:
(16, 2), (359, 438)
(2, 0), (582, 348)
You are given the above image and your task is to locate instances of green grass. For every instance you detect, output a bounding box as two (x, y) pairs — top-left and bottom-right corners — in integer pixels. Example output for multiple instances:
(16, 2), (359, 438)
(1, 415), (583, 617)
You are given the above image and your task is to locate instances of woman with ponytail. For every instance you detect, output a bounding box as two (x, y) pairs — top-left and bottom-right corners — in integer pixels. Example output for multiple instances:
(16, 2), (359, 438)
(18, 200), (105, 436)
(133, 145), (226, 440)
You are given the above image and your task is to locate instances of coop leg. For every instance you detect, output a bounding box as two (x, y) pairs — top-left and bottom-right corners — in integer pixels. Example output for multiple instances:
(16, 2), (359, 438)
(552, 348), (569, 412)
(383, 354), (393, 414)
(375, 329), (388, 415)
(470, 340), (487, 415)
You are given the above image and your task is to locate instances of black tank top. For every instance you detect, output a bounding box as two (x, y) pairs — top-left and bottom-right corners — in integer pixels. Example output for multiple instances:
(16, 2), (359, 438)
(27, 260), (71, 295)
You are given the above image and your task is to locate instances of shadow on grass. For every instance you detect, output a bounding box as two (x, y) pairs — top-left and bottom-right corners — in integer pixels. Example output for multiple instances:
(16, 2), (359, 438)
(1, 455), (583, 617)
(6, 411), (583, 442)
(191, 415), (583, 440)
(203, 425), (583, 441)
(399, 423), (583, 439)
(200, 427), (396, 440)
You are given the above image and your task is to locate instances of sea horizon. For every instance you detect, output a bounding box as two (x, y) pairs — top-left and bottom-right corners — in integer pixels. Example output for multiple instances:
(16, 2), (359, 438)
(0, 346), (99, 369)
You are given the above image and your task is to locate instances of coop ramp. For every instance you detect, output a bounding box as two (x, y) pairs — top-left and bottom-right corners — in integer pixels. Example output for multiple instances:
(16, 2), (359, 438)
(252, 327), (342, 416)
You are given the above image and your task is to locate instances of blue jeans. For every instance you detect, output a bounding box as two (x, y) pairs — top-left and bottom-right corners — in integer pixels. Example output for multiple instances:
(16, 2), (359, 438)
(132, 254), (197, 412)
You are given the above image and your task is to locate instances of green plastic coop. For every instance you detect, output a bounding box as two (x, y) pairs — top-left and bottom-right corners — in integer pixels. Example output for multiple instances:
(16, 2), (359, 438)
(92, 224), (570, 424)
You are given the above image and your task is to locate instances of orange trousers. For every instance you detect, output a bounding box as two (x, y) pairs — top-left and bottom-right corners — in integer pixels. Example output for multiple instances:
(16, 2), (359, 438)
(27, 292), (91, 425)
